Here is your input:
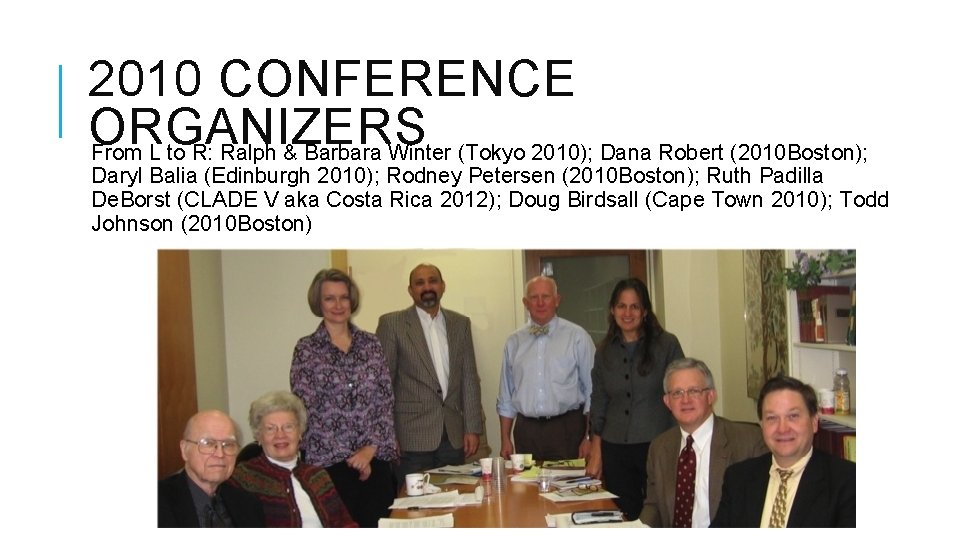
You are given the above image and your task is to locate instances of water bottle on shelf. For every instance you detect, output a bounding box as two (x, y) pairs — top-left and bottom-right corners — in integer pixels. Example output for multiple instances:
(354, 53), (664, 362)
(833, 368), (851, 415)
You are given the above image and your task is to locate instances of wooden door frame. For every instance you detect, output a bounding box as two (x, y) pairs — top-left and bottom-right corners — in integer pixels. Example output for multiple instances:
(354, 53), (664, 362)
(524, 250), (648, 285)
(158, 250), (198, 478)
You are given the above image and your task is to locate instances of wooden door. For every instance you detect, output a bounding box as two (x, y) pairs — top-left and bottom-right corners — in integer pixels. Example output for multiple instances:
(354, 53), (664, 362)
(523, 250), (648, 344)
(157, 250), (198, 478)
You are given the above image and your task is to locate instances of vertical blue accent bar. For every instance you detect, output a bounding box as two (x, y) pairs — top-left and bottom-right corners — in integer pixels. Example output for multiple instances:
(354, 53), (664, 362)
(58, 65), (63, 138)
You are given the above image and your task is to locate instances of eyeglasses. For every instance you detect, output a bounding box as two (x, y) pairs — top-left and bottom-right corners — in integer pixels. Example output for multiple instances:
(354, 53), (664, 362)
(555, 484), (603, 498)
(184, 438), (240, 456)
(667, 387), (712, 400)
(573, 484), (601, 496)
(261, 423), (298, 436)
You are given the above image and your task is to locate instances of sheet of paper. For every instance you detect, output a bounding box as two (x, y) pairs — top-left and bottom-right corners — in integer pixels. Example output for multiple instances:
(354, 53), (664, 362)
(512, 466), (587, 482)
(378, 513), (455, 528)
(389, 491), (461, 509)
(436, 475), (479, 485)
(542, 458), (587, 468)
(456, 490), (483, 505)
(541, 489), (618, 503)
(547, 514), (649, 528)
(425, 464), (481, 475)
(390, 489), (482, 509)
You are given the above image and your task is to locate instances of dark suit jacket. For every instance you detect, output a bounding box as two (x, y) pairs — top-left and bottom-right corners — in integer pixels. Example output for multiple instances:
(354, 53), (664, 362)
(158, 471), (265, 527)
(640, 416), (767, 527)
(711, 449), (856, 528)
(377, 306), (483, 452)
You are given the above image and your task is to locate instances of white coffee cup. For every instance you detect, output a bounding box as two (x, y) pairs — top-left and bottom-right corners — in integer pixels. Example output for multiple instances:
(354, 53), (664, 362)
(818, 388), (836, 414)
(479, 457), (493, 479)
(405, 472), (431, 496)
(510, 453), (525, 471)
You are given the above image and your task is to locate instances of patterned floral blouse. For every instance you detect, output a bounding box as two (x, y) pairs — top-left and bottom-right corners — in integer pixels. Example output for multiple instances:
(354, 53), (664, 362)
(291, 323), (398, 467)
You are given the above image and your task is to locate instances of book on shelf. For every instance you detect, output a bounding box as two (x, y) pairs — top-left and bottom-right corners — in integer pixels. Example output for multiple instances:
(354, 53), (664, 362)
(814, 419), (856, 462)
(797, 286), (851, 344)
(842, 435), (856, 462)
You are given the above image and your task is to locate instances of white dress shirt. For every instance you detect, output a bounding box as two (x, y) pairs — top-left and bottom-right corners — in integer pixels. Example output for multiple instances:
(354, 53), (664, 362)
(760, 447), (813, 527)
(416, 306), (450, 399)
(679, 414), (714, 528)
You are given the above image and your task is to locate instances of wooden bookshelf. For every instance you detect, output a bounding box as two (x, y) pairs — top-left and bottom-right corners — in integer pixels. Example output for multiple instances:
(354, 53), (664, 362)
(786, 251), (857, 419)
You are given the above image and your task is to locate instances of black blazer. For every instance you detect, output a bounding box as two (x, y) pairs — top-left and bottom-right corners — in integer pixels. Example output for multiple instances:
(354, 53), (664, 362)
(158, 471), (265, 527)
(711, 449), (855, 528)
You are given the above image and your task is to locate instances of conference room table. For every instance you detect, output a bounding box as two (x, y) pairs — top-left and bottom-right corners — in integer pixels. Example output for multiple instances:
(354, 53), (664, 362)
(388, 468), (621, 528)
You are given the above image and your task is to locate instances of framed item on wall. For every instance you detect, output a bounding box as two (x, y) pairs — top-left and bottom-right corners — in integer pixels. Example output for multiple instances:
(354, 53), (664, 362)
(744, 250), (788, 398)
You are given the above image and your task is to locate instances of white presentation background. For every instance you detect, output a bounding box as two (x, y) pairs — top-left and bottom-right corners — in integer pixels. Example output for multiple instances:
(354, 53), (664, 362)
(1, 1), (956, 534)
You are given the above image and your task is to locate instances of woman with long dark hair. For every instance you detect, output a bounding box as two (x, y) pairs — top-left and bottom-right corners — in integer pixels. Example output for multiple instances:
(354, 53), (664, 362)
(586, 277), (685, 520)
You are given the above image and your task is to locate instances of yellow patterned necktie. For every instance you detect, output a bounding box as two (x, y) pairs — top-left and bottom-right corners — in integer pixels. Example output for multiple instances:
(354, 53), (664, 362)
(769, 468), (793, 528)
(529, 324), (549, 337)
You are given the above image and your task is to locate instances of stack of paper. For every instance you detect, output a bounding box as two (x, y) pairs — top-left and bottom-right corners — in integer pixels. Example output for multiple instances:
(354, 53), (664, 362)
(425, 463), (481, 475)
(379, 514), (455, 528)
(511, 467), (587, 483)
(546, 513), (648, 528)
(542, 458), (587, 468)
(551, 475), (603, 491)
(389, 489), (483, 510)
(541, 489), (618, 503)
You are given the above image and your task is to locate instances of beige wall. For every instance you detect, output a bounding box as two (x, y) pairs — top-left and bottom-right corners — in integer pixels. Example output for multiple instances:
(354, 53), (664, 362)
(189, 250), (228, 412)
(660, 251), (725, 415)
(658, 250), (757, 423)
(220, 250), (331, 443)
(717, 251), (758, 422)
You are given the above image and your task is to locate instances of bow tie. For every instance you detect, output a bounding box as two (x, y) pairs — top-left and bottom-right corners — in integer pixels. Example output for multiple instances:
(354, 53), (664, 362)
(529, 324), (549, 337)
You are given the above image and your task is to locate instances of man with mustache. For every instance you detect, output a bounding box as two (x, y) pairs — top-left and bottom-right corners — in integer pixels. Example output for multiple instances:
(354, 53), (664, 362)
(377, 264), (484, 481)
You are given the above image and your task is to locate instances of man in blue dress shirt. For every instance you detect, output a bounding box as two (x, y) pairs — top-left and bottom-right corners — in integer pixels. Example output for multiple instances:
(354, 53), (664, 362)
(497, 276), (595, 461)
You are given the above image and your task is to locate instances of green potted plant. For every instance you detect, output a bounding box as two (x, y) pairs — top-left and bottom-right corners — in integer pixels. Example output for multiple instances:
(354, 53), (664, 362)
(779, 250), (856, 290)
(780, 250), (856, 343)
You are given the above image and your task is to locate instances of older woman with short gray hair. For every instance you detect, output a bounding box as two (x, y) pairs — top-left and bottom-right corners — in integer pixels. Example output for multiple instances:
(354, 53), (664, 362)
(229, 390), (356, 528)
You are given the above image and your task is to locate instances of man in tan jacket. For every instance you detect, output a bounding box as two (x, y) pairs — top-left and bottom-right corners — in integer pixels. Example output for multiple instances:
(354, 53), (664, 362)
(640, 358), (767, 527)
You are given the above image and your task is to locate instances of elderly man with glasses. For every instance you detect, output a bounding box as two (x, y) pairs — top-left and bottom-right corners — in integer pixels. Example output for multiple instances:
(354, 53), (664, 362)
(639, 358), (766, 527)
(158, 410), (264, 527)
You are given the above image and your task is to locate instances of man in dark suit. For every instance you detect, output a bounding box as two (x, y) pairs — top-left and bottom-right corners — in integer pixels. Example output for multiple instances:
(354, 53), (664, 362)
(640, 358), (767, 526)
(376, 264), (484, 480)
(712, 376), (856, 527)
(158, 410), (264, 527)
